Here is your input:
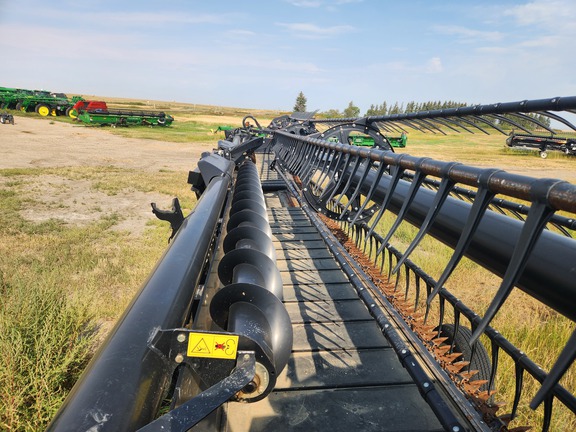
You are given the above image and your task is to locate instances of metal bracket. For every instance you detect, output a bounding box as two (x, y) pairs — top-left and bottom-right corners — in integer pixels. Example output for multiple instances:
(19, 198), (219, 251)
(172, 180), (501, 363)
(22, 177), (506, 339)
(137, 347), (255, 432)
(151, 197), (184, 242)
(150, 329), (241, 381)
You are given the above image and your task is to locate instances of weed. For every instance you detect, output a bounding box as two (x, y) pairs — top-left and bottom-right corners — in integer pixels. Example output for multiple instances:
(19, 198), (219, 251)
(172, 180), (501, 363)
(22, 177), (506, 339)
(0, 275), (94, 430)
(0, 167), (175, 430)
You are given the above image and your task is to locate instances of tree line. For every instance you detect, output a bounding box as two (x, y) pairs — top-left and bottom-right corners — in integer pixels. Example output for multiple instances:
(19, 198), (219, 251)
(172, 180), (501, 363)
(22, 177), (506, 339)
(293, 92), (550, 129)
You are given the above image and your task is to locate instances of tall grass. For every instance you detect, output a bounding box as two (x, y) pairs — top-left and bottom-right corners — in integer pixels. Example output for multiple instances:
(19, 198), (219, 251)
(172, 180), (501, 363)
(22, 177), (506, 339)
(0, 277), (93, 430)
(0, 167), (188, 430)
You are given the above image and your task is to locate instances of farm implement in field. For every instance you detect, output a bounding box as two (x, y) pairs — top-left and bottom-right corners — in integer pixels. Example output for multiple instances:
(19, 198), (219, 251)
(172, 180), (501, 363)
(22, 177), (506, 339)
(1, 112), (14, 124)
(346, 132), (408, 148)
(48, 97), (576, 432)
(212, 125), (235, 138)
(68, 100), (108, 118)
(0, 86), (82, 116)
(0, 87), (35, 110)
(506, 132), (576, 158)
(76, 108), (174, 127)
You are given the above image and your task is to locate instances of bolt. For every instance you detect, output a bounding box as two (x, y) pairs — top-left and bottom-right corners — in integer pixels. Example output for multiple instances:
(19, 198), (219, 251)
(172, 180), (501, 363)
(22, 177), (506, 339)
(242, 381), (258, 394)
(452, 427), (460, 432)
(242, 373), (261, 394)
(423, 382), (430, 388)
(177, 333), (186, 343)
(175, 354), (184, 363)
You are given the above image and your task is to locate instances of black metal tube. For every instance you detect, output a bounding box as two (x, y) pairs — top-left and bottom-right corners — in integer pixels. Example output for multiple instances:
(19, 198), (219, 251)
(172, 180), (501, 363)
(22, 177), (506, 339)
(47, 173), (232, 432)
(313, 96), (576, 126)
(351, 166), (576, 321)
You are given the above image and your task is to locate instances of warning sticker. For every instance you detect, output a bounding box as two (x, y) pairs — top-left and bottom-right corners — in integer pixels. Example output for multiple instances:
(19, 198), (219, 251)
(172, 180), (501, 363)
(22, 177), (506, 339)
(187, 332), (239, 360)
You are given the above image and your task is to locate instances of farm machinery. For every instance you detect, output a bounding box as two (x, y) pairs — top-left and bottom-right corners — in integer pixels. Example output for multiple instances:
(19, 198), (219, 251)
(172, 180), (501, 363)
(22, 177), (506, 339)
(68, 100), (108, 118)
(0, 112), (14, 124)
(76, 105), (174, 127)
(0, 86), (82, 116)
(345, 132), (407, 148)
(46, 96), (576, 432)
(69, 100), (174, 127)
(0, 86), (32, 109)
(1, 86), (175, 126)
(506, 132), (576, 158)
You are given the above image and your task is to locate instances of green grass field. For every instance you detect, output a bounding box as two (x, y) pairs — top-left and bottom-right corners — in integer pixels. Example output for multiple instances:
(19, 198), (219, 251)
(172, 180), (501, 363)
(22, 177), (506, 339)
(1, 105), (575, 430)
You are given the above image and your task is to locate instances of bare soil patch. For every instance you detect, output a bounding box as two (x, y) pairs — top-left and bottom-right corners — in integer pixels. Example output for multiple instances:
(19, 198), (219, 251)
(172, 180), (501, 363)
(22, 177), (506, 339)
(0, 116), (212, 171)
(1, 117), (212, 234)
(2, 117), (574, 235)
(10, 175), (166, 236)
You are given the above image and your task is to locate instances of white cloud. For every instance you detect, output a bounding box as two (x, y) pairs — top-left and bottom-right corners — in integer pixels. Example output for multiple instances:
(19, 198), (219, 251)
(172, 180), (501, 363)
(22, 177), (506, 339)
(285, 0), (363, 7)
(432, 25), (503, 43)
(285, 0), (323, 7)
(517, 35), (563, 48)
(276, 22), (355, 39)
(476, 46), (511, 54)
(2, 6), (229, 28)
(110, 12), (225, 25)
(503, 0), (576, 26)
(333, 0), (364, 4)
(358, 57), (443, 76)
(226, 29), (257, 37)
(426, 57), (443, 74)
(261, 59), (323, 74)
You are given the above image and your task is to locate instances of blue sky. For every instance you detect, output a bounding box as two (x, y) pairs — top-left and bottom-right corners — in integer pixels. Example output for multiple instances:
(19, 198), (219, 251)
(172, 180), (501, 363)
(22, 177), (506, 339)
(0, 0), (574, 113)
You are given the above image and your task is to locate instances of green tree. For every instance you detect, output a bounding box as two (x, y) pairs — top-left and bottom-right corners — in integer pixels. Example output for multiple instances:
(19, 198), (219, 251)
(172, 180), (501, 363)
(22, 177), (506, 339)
(405, 101), (416, 113)
(321, 109), (343, 118)
(343, 101), (360, 118)
(377, 102), (388, 115)
(366, 102), (388, 116)
(365, 104), (377, 116)
(389, 102), (401, 115)
(293, 91), (307, 112)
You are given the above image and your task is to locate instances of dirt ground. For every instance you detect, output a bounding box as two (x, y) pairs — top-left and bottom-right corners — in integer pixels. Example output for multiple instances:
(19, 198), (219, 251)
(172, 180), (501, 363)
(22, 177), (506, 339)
(0, 116), (210, 171)
(2, 116), (574, 234)
(0, 117), (214, 234)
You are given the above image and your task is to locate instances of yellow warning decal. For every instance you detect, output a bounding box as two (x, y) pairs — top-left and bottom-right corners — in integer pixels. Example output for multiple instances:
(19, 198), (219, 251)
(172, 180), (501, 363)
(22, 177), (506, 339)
(187, 332), (239, 360)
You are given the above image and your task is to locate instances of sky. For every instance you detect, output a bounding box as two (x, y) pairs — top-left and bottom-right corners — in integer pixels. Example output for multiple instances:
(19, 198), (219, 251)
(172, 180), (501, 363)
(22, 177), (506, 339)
(0, 0), (575, 114)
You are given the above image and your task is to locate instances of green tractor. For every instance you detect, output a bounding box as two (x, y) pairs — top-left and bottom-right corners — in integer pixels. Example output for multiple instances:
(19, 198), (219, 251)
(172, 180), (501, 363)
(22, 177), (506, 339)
(0, 87), (83, 116)
(16, 91), (81, 117)
(0, 87), (33, 109)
